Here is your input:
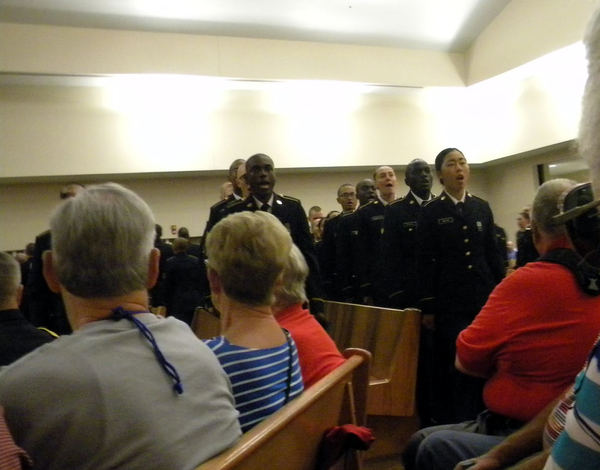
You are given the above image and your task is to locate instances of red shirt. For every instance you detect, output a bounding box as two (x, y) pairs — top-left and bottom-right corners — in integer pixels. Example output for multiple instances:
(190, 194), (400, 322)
(275, 304), (345, 388)
(457, 244), (600, 421)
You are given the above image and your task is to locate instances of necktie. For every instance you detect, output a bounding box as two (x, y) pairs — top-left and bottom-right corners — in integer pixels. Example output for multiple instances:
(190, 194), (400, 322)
(261, 203), (271, 213)
(456, 202), (464, 216)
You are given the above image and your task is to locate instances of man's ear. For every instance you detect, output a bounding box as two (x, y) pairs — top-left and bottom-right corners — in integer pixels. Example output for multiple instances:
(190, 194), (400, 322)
(16, 284), (24, 307)
(207, 268), (222, 296)
(42, 251), (61, 294)
(146, 248), (160, 289)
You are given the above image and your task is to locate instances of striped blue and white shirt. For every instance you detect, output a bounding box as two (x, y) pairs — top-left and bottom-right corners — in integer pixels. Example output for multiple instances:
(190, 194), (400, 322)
(544, 342), (600, 470)
(204, 333), (304, 432)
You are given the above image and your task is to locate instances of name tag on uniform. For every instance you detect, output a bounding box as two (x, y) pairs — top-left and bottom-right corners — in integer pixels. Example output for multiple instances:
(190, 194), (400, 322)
(476, 221), (483, 232)
(371, 215), (384, 221)
(351, 230), (358, 236)
(403, 221), (417, 228)
(438, 217), (453, 225)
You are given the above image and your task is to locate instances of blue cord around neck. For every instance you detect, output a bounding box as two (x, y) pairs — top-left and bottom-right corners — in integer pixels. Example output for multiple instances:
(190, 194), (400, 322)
(112, 306), (183, 395)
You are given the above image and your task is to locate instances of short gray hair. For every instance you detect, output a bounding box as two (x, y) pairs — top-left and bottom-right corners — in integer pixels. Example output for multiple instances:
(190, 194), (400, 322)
(582, 5), (600, 196)
(206, 211), (292, 306)
(50, 183), (156, 298)
(274, 244), (308, 311)
(0, 252), (20, 306)
(532, 179), (577, 238)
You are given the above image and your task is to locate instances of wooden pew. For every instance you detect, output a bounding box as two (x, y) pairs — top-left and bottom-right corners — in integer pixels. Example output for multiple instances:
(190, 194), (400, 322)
(151, 306), (167, 317)
(323, 301), (420, 418)
(191, 307), (221, 340)
(195, 348), (371, 470)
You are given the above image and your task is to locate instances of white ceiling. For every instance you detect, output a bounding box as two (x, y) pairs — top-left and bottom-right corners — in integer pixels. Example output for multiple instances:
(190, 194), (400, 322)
(0, 0), (513, 52)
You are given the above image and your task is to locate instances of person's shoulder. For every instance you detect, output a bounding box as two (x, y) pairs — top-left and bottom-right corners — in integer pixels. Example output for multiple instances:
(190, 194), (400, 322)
(225, 198), (245, 212)
(466, 192), (490, 205)
(388, 196), (406, 207)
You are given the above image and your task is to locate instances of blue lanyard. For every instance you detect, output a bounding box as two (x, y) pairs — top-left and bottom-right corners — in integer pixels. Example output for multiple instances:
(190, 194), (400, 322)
(112, 306), (183, 395)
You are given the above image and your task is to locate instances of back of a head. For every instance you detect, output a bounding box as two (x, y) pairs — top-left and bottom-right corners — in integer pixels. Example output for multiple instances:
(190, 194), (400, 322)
(274, 244), (309, 311)
(532, 179), (577, 239)
(172, 237), (189, 253)
(177, 227), (190, 239)
(50, 183), (156, 298)
(206, 211), (292, 306)
(0, 252), (20, 308)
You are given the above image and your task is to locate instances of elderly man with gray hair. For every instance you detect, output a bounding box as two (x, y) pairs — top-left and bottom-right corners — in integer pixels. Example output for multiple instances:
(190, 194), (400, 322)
(0, 183), (241, 470)
(0, 252), (54, 367)
(274, 245), (345, 388)
(403, 179), (600, 470)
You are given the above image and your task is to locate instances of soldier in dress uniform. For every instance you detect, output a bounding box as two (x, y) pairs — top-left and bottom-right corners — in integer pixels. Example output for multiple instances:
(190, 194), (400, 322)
(224, 153), (325, 316)
(417, 148), (505, 424)
(336, 179), (377, 302)
(355, 166), (397, 305)
(378, 158), (436, 426)
(379, 159), (435, 309)
(516, 208), (539, 267)
(200, 158), (245, 253)
(318, 184), (357, 300)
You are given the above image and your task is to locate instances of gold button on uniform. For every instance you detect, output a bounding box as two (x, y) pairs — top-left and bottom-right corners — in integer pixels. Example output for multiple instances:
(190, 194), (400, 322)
(464, 239), (469, 243)
(467, 265), (473, 269)
(463, 226), (468, 230)
(466, 251), (471, 256)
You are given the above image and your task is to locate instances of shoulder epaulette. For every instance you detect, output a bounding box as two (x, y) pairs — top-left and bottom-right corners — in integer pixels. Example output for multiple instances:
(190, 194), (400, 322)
(280, 194), (301, 203)
(467, 192), (485, 201)
(422, 198), (436, 207)
(357, 200), (376, 211)
(389, 197), (405, 206)
(226, 199), (244, 209)
(210, 198), (229, 210)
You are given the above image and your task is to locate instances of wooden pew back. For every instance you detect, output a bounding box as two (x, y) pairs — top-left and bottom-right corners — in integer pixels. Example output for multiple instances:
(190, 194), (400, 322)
(191, 307), (221, 340)
(323, 301), (420, 417)
(195, 348), (371, 470)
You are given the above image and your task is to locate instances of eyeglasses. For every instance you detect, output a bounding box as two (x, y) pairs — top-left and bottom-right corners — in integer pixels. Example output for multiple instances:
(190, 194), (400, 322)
(339, 192), (356, 199)
(553, 182), (600, 225)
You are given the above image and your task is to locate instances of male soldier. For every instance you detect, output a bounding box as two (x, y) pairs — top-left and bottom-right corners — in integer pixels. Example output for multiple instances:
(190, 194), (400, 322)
(379, 159), (435, 426)
(379, 159), (434, 309)
(319, 184), (357, 299)
(201, 158), (245, 252)
(27, 182), (84, 334)
(417, 148), (505, 424)
(225, 153), (324, 315)
(336, 179), (377, 302)
(308, 206), (325, 243)
(355, 166), (398, 305)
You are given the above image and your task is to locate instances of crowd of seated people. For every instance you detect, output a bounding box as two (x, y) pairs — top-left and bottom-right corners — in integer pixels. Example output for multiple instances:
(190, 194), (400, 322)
(6, 6), (600, 467)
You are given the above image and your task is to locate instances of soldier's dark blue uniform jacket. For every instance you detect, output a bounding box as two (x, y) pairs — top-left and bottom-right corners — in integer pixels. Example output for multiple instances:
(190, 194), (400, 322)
(200, 193), (238, 256)
(335, 211), (360, 301)
(355, 198), (387, 302)
(379, 191), (434, 308)
(417, 191), (505, 317)
(225, 194), (324, 312)
(318, 213), (346, 300)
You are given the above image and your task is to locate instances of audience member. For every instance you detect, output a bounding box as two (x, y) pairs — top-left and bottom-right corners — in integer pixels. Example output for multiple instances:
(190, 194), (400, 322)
(26, 182), (84, 335)
(164, 237), (203, 325)
(177, 226), (202, 259)
(336, 178), (377, 302)
(516, 208), (539, 267)
(149, 223), (174, 307)
(355, 166), (398, 305)
(274, 245), (345, 388)
(0, 252), (54, 367)
(204, 211), (304, 433)
(405, 179), (600, 470)
(418, 148), (505, 424)
(506, 240), (517, 268)
(225, 153), (324, 316)
(319, 184), (357, 300)
(0, 183), (241, 470)
(544, 8), (600, 467)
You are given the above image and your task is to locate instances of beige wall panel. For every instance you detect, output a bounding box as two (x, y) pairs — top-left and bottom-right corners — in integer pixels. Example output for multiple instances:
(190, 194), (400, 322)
(0, 23), (464, 86)
(466, 0), (597, 84)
